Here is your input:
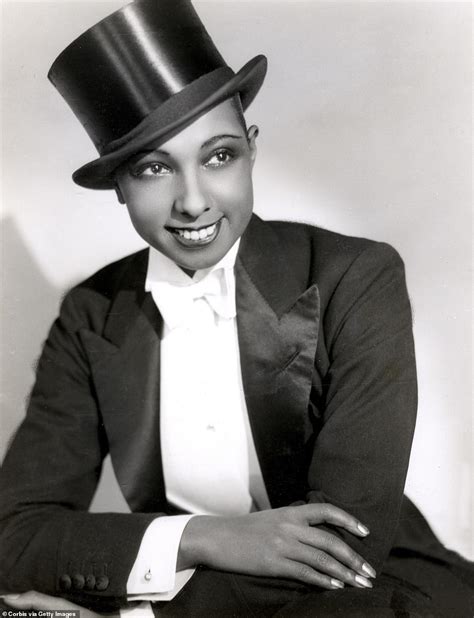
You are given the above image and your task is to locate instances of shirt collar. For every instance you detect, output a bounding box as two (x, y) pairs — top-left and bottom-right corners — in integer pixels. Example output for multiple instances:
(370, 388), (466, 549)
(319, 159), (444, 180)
(145, 238), (240, 291)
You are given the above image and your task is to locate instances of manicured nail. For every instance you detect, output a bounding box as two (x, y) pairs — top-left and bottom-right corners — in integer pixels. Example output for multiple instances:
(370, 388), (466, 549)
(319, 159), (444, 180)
(362, 563), (376, 578)
(355, 575), (373, 588)
(357, 523), (370, 535)
(330, 578), (344, 589)
(4, 594), (20, 600)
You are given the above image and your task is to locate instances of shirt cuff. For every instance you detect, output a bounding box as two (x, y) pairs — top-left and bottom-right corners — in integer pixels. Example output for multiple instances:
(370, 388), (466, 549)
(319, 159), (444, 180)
(120, 602), (155, 618)
(126, 514), (196, 597)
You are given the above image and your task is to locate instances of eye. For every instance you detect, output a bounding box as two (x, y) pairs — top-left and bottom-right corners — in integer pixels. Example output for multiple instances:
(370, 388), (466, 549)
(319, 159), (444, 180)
(204, 149), (234, 169)
(134, 162), (171, 177)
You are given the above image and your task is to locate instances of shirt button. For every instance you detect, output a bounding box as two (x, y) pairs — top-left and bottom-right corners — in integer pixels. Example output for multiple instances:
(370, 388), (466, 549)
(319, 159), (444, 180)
(206, 424), (216, 431)
(144, 570), (152, 581)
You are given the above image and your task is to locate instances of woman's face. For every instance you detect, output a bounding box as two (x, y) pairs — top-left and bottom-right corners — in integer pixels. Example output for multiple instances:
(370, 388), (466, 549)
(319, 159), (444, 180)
(115, 99), (258, 273)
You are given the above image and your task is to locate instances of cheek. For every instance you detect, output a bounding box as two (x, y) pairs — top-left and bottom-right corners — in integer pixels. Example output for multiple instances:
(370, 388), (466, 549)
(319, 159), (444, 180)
(209, 164), (253, 214)
(125, 196), (170, 241)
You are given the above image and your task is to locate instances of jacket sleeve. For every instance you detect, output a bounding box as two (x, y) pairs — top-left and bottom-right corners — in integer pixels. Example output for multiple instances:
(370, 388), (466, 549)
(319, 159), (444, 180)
(0, 291), (158, 608)
(306, 242), (417, 574)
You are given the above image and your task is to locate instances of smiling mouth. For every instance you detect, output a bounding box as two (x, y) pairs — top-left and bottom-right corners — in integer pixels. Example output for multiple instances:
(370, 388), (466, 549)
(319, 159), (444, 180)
(167, 220), (222, 247)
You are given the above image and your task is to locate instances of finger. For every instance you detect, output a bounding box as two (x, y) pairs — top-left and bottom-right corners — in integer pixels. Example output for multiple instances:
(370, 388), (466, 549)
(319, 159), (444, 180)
(299, 527), (376, 579)
(2, 591), (101, 617)
(279, 559), (345, 590)
(290, 544), (373, 589)
(298, 503), (370, 537)
(3, 591), (65, 610)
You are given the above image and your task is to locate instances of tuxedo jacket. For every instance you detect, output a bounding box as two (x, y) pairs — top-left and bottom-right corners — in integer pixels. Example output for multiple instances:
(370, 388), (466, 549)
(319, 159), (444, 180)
(1, 215), (435, 605)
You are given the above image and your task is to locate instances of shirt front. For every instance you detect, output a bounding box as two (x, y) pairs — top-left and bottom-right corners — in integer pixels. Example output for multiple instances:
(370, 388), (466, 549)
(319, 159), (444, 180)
(125, 241), (269, 608)
(153, 240), (256, 516)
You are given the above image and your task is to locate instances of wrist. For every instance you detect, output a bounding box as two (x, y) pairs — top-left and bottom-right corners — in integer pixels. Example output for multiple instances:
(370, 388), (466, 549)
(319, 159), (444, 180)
(177, 515), (219, 570)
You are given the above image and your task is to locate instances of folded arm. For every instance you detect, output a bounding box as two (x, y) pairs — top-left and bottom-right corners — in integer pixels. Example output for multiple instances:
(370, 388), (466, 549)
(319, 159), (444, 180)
(0, 292), (158, 607)
(306, 242), (417, 574)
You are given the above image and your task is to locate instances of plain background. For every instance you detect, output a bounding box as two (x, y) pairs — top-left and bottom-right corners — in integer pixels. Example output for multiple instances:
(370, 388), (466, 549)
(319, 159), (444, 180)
(1, 1), (472, 560)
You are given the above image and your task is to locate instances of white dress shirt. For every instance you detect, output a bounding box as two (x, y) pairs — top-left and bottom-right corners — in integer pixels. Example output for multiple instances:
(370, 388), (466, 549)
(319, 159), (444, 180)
(123, 241), (269, 615)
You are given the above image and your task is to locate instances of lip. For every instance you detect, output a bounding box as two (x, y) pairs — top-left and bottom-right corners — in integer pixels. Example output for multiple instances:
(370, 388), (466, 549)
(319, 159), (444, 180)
(168, 218), (223, 248)
(166, 218), (222, 232)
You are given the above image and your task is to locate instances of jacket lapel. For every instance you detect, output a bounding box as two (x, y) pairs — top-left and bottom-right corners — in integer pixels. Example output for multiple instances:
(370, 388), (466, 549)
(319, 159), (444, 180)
(81, 251), (167, 513)
(236, 216), (320, 507)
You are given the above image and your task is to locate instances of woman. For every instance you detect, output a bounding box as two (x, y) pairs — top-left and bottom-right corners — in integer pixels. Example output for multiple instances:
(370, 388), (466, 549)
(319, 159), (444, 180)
(1, 1), (472, 616)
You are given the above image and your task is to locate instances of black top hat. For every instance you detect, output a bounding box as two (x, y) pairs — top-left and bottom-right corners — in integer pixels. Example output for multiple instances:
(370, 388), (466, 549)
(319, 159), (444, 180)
(48, 0), (267, 190)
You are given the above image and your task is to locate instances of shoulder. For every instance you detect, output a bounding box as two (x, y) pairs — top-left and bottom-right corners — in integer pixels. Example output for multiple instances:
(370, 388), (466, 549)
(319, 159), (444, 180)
(259, 220), (413, 365)
(58, 249), (148, 331)
(72, 248), (148, 297)
(266, 218), (400, 259)
(261, 218), (405, 287)
(251, 219), (410, 342)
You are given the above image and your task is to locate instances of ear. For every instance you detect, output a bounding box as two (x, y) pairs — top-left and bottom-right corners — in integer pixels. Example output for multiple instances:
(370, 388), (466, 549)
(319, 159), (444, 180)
(114, 183), (126, 205)
(247, 125), (259, 166)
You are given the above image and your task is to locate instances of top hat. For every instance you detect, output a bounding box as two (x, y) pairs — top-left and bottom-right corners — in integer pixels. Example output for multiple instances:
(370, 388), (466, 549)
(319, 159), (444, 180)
(48, 0), (267, 190)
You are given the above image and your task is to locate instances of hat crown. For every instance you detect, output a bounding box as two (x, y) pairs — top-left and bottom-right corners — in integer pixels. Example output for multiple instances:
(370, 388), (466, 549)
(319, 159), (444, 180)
(48, 0), (226, 151)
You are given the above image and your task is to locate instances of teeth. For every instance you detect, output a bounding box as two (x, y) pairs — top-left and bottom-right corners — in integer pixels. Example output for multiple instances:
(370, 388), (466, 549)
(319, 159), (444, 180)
(176, 223), (217, 241)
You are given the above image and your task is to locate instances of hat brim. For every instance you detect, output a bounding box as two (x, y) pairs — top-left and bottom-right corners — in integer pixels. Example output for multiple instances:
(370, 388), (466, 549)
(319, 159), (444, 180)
(72, 54), (267, 190)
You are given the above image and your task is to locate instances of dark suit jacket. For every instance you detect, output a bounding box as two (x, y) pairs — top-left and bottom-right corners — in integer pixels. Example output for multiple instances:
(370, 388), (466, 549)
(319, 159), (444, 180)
(0, 215), (426, 605)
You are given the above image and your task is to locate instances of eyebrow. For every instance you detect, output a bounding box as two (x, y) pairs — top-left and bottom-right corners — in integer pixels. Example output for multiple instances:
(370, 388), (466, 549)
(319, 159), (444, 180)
(200, 134), (243, 150)
(129, 134), (244, 164)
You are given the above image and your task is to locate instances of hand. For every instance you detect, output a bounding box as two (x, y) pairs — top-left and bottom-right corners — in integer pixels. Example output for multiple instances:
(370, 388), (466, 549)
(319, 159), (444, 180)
(1, 591), (118, 618)
(179, 503), (376, 590)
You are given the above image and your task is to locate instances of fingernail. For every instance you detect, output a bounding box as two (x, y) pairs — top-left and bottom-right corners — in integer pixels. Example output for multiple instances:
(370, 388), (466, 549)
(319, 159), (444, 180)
(330, 578), (344, 589)
(355, 575), (373, 588)
(362, 563), (377, 578)
(4, 594), (20, 600)
(357, 523), (370, 535)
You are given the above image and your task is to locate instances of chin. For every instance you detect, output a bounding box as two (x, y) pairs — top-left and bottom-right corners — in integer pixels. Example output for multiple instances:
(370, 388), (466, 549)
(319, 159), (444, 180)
(177, 239), (236, 271)
(177, 251), (226, 272)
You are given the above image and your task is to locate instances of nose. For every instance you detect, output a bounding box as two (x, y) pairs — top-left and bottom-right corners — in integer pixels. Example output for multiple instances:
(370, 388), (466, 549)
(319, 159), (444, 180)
(173, 169), (209, 219)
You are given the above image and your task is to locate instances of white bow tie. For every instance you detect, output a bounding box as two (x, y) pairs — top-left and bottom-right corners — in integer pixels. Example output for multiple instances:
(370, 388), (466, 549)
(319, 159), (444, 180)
(149, 268), (236, 330)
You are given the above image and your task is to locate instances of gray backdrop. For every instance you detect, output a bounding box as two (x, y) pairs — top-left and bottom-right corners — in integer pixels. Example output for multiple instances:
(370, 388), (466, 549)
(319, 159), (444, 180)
(1, 1), (472, 559)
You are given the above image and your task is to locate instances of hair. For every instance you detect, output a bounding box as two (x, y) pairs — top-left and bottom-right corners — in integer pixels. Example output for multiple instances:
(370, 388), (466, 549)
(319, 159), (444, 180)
(230, 93), (248, 134)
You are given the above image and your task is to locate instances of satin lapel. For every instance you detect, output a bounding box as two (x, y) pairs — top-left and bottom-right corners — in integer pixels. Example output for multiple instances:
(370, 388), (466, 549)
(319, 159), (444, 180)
(80, 254), (167, 513)
(236, 217), (320, 507)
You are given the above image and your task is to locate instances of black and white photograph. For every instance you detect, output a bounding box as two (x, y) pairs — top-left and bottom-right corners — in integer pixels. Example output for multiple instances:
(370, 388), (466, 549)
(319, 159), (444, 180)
(1, 1), (472, 616)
